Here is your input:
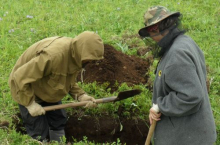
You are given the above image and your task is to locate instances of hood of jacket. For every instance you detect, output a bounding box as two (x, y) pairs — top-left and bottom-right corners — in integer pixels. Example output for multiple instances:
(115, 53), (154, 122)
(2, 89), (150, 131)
(70, 31), (104, 69)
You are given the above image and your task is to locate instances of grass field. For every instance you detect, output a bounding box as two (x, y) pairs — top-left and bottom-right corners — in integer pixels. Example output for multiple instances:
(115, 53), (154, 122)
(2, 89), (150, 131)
(0, 0), (219, 144)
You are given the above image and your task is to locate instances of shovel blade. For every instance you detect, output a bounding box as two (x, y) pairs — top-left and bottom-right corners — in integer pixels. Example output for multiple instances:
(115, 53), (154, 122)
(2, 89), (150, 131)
(115, 89), (142, 102)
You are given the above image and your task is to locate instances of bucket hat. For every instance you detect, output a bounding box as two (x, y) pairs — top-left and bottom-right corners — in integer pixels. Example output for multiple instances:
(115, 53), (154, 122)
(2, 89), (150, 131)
(139, 6), (180, 37)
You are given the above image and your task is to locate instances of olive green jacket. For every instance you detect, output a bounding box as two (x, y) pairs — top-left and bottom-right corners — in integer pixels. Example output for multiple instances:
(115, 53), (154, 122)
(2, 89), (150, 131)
(9, 31), (104, 106)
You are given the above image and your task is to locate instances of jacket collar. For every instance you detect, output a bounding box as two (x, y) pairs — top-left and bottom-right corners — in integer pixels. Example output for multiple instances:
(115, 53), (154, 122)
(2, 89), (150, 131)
(157, 27), (184, 57)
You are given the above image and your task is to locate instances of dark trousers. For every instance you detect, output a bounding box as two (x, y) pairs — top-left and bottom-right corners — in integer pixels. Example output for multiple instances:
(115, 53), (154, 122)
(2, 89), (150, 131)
(19, 101), (67, 141)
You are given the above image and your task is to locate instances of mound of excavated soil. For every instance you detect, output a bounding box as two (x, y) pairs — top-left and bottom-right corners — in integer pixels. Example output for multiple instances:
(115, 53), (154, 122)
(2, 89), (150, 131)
(77, 44), (151, 92)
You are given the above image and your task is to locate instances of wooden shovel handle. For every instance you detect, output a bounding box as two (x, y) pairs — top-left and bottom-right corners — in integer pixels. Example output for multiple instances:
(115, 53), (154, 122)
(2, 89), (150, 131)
(145, 119), (157, 145)
(43, 96), (117, 111)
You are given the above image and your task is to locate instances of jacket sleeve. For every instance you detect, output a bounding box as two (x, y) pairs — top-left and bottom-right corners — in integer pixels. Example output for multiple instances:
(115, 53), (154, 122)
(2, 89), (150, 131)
(157, 51), (204, 117)
(11, 53), (52, 106)
(68, 83), (85, 100)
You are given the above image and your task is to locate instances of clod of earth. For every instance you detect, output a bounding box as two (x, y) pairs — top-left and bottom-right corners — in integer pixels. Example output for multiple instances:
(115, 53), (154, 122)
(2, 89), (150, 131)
(0, 121), (9, 130)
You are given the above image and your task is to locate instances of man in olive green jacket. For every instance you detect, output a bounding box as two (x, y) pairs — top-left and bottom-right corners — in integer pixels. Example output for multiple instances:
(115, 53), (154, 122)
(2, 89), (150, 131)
(8, 31), (104, 142)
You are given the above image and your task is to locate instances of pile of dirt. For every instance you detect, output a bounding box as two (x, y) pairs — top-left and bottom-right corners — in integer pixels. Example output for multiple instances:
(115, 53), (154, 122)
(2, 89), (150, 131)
(77, 44), (151, 92)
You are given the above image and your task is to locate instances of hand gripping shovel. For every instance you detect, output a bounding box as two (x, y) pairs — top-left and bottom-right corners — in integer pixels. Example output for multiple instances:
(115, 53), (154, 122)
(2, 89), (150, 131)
(43, 89), (142, 111)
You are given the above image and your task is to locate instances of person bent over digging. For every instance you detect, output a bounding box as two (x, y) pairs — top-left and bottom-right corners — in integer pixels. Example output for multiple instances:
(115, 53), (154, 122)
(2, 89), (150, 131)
(8, 31), (104, 142)
(139, 6), (217, 145)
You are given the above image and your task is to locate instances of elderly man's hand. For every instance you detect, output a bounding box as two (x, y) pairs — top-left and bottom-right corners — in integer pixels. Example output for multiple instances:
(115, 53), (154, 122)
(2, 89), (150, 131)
(26, 101), (45, 117)
(149, 104), (161, 124)
(78, 94), (97, 108)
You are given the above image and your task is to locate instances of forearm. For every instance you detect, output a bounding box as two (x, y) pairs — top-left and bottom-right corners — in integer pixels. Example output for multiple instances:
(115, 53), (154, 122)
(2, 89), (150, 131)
(69, 83), (85, 100)
(157, 91), (203, 117)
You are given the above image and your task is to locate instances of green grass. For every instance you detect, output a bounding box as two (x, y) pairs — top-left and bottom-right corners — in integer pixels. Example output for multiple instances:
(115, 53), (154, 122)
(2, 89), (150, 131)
(0, 0), (219, 144)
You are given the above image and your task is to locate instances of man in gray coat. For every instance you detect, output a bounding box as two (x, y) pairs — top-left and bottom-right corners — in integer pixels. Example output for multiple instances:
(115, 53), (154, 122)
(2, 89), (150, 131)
(139, 6), (217, 145)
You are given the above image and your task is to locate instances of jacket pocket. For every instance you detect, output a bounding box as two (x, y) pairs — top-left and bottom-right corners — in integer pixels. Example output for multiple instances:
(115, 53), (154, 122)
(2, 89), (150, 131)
(47, 73), (66, 90)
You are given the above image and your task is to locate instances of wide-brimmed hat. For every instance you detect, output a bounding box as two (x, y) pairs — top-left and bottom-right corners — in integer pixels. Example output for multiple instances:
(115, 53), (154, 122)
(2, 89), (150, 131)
(138, 6), (180, 37)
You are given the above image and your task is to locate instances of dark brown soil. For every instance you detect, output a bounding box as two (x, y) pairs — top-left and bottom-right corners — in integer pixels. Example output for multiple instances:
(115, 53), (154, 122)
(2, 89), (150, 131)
(12, 113), (151, 145)
(0, 121), (9, 130)
(77, 44), (151, 92)
(65, 115), (150, 145)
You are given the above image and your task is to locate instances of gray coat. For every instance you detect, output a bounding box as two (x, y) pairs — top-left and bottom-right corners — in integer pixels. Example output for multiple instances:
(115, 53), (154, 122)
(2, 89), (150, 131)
(153, 35), (217, 145)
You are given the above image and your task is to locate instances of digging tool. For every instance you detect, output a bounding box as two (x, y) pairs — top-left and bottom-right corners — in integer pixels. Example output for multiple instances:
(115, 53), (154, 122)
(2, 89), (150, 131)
(145, 119), (157, 145)
(43, 89), (142, 111)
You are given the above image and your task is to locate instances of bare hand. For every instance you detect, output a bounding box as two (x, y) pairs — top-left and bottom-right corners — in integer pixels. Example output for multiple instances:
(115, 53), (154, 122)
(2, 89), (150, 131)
(149, 107), (161, 124)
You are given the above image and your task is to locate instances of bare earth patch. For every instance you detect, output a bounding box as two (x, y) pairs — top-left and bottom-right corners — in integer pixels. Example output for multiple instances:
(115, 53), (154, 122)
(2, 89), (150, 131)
(77, 44), (151, 92)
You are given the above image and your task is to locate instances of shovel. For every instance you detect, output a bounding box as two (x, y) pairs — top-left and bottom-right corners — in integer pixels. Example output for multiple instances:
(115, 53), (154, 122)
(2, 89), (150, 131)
(43, 89), (142, 111)
(145, 119), (157, 145)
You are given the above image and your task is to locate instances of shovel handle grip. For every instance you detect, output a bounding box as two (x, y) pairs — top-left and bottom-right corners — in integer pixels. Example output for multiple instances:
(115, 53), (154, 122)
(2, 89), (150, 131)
(43, 96), (117, 111)
(145, 119), (157, 145)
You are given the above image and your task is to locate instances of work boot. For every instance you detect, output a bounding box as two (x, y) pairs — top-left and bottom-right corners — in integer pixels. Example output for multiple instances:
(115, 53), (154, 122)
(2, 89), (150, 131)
(49, 129), (65, 142)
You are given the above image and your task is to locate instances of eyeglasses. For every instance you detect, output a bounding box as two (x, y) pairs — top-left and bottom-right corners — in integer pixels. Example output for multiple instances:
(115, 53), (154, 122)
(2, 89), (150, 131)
(142, 23), (162, 38)
(146, 24), (159, 32)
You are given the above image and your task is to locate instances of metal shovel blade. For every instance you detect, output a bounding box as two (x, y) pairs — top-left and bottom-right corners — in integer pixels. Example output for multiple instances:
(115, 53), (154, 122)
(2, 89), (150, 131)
(114, 89), (142, 102)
